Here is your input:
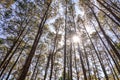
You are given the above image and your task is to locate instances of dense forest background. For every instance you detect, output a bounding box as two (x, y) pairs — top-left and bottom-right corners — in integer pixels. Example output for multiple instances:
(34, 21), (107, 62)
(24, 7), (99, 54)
(0, 0), (120, 80)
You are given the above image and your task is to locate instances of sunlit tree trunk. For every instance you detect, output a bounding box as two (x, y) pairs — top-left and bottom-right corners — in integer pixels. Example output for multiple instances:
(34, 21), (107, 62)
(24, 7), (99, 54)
(73, 45), (79, 80)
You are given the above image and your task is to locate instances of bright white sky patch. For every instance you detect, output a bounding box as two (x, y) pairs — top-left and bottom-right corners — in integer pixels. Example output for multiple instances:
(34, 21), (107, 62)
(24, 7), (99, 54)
(72, 35), (80, 43)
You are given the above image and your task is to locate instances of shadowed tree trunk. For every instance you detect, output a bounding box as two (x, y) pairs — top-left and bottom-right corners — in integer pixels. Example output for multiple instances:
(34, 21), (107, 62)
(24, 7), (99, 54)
(6, 40), (29, 80)
(97, 0), (120, 22)
(78, 44), (87, 80)
(69, 43), (73, 80)
(0, 28), (29, 78)
(44, 53), (51, 80)
(90, 21), (120, 74)
(63, 0), (67, 80)
(18, 1), (52, 80)
(0, 19), (28, 70)
(90, 2), (120, 27)
(82, 42), (91, 80)
(81, 19), (109, 80)
(30, 53), (41, 80)
(89, 5), (120, 61)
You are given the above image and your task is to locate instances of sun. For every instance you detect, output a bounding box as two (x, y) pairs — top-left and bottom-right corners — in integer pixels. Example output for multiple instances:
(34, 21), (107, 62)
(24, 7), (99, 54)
(72, 35), (80, 43)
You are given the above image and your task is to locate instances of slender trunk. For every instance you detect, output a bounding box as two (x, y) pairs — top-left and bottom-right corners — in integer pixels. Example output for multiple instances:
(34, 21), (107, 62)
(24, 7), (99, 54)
(63, 0), (67, 79)
(103, 51), (118, 80)
(104, 50), (119, 80)
(97, 0), (120, 22)
(91, 52), (100, 80)
(30, 54), (40, 80)
(96, 47), (109, 80)
(18, 2), (51, 80)
(90, 2), (120, 27)
(49, 28), (59, 80)
(73, 45), (79, 80)
(34, 68), (39, 80)
(109, 0), (120, 10)
(78, 44), (87, 80)
(102, 0), (120, 13)
(89, 5), (120, 61)
(6, 40), (29, 80)
(44, 53), (51, 80)
(70, 2), (76, 32)
(105, 19), (120, 41)
(66, 56), (70, 80)
(0, 23), (27, 70)
(69, 43), (72, 80)
(91, 21), (120, 73)
(109, 37), (120, 49)
(49, 52), (54, 80)
(0, 61), (8, 80)
(82, 42), (91, 80)
(81, 20), (109, 80)
(0, 29), (29, 77)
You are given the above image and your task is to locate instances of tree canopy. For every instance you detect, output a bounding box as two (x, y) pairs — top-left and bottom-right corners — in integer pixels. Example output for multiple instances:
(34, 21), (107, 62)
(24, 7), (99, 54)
(0, 0), (120, 80)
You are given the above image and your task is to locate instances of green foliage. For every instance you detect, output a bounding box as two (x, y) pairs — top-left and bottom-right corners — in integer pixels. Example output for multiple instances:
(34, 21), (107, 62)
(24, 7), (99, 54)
(4, 10), (12, 18)
(117, 42), (120, 48)
(59, 76), (63, 80)
(0, 38), (4, 44)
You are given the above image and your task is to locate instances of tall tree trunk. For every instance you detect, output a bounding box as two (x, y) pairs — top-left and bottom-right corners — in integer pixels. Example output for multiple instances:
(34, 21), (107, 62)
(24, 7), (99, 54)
(109, 0), (120, 10)
(105, 19), (120, 41)
(69, 43), (72, 80)
(78, 44), (87, 80)
(30, 54), (40, 80)
(44, 53), (51, 80)
(90, 51), (100, 80)
(0, 29), (29, 77)
(6, 40), (29, 80)
(18, 1), (52, 80)
(90, 2), (120, 27)
(49, 27), (59, 80)
(34, 68), (39, 80)
(63, 0), (67, 79)
(82, 42), (91, 80)
(89, 5), (120, 61)
(49, 52), (54, 80)
(0, 21), (28, 70)
(81, 20), (109, 80)
(102, 0), (120, 13)
(97, 0), (120, 22)
(96, 47), (109, 80)
(73, 45), (79, 80)
(91, 21), (120, 73)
